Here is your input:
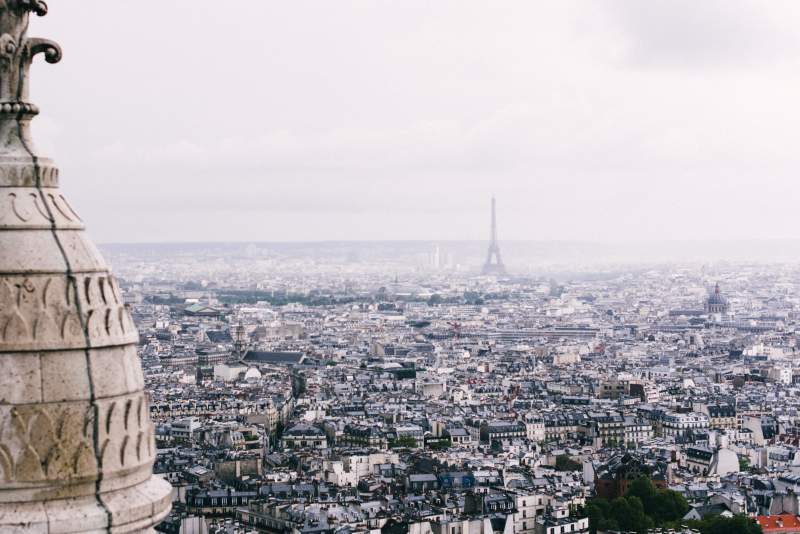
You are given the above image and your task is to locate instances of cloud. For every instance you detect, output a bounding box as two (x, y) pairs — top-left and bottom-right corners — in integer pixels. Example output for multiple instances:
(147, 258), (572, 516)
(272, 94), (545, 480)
(29, 1), (800, 244)
(604, 0), (800, 69)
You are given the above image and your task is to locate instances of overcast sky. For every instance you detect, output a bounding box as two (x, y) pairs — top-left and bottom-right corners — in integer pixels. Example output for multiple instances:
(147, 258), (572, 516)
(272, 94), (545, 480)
(31, 1), (800, 243)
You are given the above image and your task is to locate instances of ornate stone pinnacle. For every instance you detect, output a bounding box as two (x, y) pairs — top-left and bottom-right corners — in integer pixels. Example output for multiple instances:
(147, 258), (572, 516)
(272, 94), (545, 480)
(0, 0), (62, 188)
(0, 3), (172, 532)
(6, 0), (49, 17)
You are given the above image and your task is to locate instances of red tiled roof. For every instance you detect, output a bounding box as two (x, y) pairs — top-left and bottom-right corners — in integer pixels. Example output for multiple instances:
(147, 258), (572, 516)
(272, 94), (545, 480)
(757, 514), (800, 533)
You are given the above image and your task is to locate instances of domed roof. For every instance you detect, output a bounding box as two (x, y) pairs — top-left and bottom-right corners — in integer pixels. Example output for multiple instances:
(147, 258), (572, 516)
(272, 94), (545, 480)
(707, 283), (728, 305)
(244, 366), (262, 380)
(0, 4), (171, 528)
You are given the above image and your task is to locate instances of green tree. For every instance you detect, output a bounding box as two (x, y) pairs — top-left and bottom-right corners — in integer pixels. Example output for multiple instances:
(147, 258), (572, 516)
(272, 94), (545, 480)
(584, 499), (613, 534)
(555, 454), (582, 472)
(684, 515), (762, 534)
(650, 489), (689, 524)
(626, 476), (656, 502)
(739, 455), (750, 472)
(610, 496), (653, 533)
(389, 436), (417, 449)
(586, 477), (690, 533)
(625, 476), (688, 525)
(428, 439), (451, 451)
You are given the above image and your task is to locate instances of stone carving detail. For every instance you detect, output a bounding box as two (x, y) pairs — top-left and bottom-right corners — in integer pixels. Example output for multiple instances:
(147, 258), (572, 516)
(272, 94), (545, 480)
(0, 32), (16, 71)
(0, 164), (59, 187)
(0, 33), (57, 103)
(0, 273), (138, 350)
(97, 395), (154, 473)
(0, 393), (153, 485)
(0, 0), (60, 113)
(6, 0), (49, 17)
(1, 188), (83, 228)
(2, 404), (95, 482)
(25, 35), (61, 64)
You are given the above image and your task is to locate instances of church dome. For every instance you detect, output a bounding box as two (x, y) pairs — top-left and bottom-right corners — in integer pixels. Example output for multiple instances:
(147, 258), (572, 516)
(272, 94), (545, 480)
(705, 283), (729, 313)
(707, 286), (727, 305)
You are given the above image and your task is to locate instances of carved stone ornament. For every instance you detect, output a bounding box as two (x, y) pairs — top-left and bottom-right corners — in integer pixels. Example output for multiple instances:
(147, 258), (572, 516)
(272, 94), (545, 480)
(0, 2), (172, 532)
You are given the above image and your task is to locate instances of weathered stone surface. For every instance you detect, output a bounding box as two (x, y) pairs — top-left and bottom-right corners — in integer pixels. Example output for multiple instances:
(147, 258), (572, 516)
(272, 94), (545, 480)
(0, 2), (171, 531)
(0, 186), (83, 230)
(0, 272), (140, 350)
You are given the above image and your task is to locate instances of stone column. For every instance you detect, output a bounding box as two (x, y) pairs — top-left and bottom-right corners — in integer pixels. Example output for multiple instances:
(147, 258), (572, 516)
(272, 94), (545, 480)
(0, 1), (171, 532)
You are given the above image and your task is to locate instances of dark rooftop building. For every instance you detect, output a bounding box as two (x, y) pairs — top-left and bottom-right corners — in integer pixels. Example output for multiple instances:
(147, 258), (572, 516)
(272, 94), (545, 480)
(594, 453), (668, 499)
(243, 350), (306, 365)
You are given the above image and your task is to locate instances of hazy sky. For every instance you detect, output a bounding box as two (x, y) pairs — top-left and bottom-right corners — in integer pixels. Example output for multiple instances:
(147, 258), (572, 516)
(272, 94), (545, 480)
(31, 1), (800, 243)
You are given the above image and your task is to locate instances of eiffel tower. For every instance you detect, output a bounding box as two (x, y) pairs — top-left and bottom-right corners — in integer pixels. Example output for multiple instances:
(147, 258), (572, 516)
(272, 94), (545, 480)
(482, 196), (506, 275)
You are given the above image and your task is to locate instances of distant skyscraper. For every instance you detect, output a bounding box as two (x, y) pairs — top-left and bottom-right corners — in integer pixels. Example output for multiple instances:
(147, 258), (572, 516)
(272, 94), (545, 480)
(482, 196), (506, 275)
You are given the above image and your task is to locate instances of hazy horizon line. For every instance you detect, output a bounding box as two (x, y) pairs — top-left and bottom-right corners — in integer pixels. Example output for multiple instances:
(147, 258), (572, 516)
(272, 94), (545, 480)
(98, 237), (800, 246)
